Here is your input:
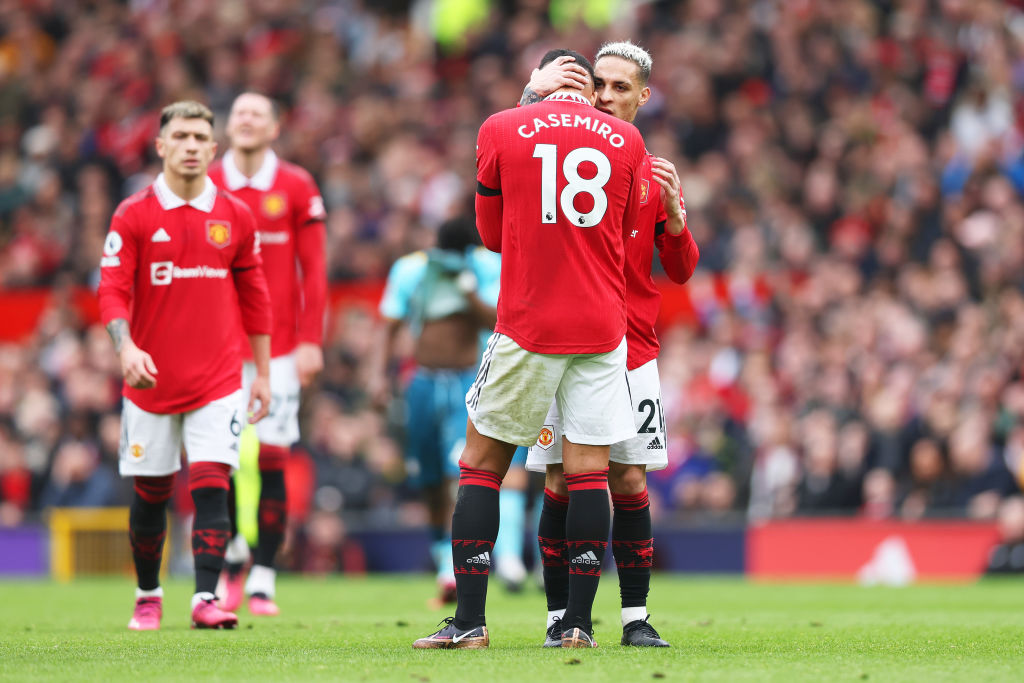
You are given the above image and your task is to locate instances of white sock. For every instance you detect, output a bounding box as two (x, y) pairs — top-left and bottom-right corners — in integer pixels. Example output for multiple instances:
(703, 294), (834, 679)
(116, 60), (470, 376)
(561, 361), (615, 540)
(245, 564), (276, 599)
(136, 586), (164, 599)
(547, 609), (566, 629)
(224, 534), (250, 565)
(191, 592), (216, 610)
(622, 606), (647, 627)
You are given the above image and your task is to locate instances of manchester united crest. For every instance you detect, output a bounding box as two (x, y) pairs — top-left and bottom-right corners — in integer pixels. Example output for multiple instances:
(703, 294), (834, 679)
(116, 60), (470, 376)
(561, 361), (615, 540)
(640, 178), (650, 205)
(537, 425), (555, 451)
(261, 192), (287, 220)
(206, 220), (232, 248)
(129, 444), (145, 460)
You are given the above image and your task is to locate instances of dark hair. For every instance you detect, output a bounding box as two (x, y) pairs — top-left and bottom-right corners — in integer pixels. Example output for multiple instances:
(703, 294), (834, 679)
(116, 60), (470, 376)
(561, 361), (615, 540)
(159, 100), (214, 133)
(437, 216), (481, 252)
(538, 49), (595, 85)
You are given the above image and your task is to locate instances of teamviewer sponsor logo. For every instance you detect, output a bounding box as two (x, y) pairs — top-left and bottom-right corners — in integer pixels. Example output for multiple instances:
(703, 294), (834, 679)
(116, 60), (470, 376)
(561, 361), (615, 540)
(571, 551), (601, 566)
(151, 261), (173, 285)
(150, 262), (229, 286)
(466, 552), (491, 566)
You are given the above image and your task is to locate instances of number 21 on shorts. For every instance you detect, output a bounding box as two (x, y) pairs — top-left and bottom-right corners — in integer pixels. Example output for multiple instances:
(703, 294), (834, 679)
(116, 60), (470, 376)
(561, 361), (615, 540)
(533, 144), (611, 227)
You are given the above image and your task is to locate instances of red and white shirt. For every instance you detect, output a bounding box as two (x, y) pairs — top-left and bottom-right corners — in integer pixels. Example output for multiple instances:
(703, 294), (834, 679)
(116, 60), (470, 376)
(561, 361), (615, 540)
(209, 150), (326, 359)
(476, 92), (646, 354)
(98, 174), (272, 414)
(625, 152), (700, 370)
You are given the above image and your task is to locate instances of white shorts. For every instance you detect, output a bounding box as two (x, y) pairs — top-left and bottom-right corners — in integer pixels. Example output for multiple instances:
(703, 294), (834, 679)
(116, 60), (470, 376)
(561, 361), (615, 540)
(527, 358), (668, 472)
(242, 353), (300, 447)
(119, 390), (244, 477)
(466, 333), (634, 448)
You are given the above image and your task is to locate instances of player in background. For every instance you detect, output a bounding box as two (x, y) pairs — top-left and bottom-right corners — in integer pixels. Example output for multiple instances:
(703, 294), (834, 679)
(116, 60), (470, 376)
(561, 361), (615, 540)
(522, 42), (699, 648)
(370, 216), (532, 604)
(98, 100), (272, 631)
(413, 49), (645, 650)
(208, 92), (327, 616)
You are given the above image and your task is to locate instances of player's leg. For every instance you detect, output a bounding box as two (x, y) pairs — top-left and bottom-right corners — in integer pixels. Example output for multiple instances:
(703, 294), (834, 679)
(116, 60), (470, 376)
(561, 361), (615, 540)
(244, 353), (301, 614)
(525, 405), (570, 645)
(414, 334), (562, 649)
(120, 399), (182, 631)
(405, 368), (455, 602)
(183, 390), (244, 629)
(219, 363), (259, 610)
(609, 359), (670, 647)
(557, 338), (635, 648)
(538, 463), (569, 646)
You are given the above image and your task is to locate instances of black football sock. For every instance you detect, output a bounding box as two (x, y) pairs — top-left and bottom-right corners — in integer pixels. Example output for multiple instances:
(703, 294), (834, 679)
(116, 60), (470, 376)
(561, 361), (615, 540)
(537, 488), (570, 613)
(612, 488), (653, 612)
(224, 477), (245, 575)
(561, 469), (609, 634)
(190, 463), (231, 597)
(254, 446), (288, 569)
(451, 463), (501, 630)
(130, 476), (174, 591)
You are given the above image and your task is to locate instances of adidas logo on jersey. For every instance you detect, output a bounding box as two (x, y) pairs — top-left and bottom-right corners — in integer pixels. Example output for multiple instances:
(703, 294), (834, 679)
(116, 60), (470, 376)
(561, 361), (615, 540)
(646, 436), (664, 450)
(571, 551), (601, 566)
(466, 552), (491, 566)
(151, 228), (171, 242)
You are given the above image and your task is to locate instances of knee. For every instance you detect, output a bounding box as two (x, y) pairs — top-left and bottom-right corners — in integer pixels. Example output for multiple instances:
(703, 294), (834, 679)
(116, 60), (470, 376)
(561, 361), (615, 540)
(544, 465), (568, 496)
(608, 465), (646, 496)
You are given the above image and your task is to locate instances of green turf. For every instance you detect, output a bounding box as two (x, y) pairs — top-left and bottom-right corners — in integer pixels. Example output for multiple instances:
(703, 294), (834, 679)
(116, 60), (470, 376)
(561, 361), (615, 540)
(1, 574), (1023, 682)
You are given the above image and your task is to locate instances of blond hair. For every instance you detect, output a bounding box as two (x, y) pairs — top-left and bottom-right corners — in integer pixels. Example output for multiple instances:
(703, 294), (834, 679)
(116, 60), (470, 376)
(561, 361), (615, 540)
(159, 100), (214, 134)
(595, 41), (653, 85)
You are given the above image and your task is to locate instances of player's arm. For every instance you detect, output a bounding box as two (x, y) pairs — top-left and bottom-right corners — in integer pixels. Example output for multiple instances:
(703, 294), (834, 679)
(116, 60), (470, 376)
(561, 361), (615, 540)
(369, 257), (416, 408)
(97, 211), (158, 389)
(475, 120), (503, 252)
(294, 181), (328, 387)
(232, 209), (273, 423)
(519, 55), (589, 106)
(457, 270), (498, 331)
(650, 156), (699, 283)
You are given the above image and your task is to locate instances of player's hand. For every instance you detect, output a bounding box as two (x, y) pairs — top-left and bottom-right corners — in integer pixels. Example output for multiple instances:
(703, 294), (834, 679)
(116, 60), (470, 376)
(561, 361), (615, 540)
(528, 55), (590, 98)
(295, 342), (324, 388)
(650, 156), (685, 220)
(120, 342), (158, 389)
(248, 375), (271, 423)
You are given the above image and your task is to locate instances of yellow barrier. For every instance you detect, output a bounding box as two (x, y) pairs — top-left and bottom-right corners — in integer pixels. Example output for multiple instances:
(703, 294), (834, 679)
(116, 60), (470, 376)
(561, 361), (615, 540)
(48, 507), (170, 582)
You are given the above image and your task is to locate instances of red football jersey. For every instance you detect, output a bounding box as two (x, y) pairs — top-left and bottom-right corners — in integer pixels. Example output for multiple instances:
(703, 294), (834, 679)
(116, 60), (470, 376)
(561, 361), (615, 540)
(476, 92), (646, 354)
(625, 152), (700, 370)
(209, 150), (326, 359)
(98, 174), (272, 414)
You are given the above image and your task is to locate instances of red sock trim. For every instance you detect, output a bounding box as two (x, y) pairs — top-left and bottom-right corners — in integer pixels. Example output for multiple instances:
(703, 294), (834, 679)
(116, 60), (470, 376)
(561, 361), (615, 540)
(258, 444), (289, 472)
(188, 462), (231, 492)
(543, 488), (569, 506)
(611, 488), (650, 511)
(458, 462), (502, 490)
(564, 469), (609, 492)
(134, 475), (175, 503)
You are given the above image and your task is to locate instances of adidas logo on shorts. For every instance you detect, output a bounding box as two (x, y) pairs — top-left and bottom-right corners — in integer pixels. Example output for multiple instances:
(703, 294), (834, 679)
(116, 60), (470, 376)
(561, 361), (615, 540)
(646, 436), (664, 450)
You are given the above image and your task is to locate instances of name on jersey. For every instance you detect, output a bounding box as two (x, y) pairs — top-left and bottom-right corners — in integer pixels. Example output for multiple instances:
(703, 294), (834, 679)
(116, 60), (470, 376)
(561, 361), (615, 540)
(517, 113), (626, 148)
(150, 261), (229, 286)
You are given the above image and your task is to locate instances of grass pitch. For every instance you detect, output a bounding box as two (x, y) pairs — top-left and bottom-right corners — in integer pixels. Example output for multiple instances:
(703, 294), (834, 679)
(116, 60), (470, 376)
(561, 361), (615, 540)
(1, 574), (1023, 682)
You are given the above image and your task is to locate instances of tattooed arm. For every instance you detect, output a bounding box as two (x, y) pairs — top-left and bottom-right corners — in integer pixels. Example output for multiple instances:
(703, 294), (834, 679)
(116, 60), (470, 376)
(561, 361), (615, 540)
(519, 55), (590, 107)
(106, 318), (158, 389)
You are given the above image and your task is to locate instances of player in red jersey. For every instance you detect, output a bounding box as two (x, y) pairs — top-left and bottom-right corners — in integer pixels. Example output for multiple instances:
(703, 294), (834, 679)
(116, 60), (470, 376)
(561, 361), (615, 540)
(98, 101), (272, 631)
(208, 92), (327, 616)
(521, 41), (699, 648)
(413, 49), (645, 651)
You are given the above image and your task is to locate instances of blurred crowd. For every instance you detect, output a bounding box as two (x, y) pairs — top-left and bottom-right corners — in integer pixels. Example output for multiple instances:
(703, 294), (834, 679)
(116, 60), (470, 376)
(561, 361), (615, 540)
(4, 0), (1024, 562)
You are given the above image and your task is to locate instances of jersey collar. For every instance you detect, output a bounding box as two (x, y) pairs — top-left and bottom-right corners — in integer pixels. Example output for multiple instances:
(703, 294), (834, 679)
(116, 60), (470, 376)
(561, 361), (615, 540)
(221, 149), (279, 191)
(542, 91), (592, 106)
(153, 173), (218, 213)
